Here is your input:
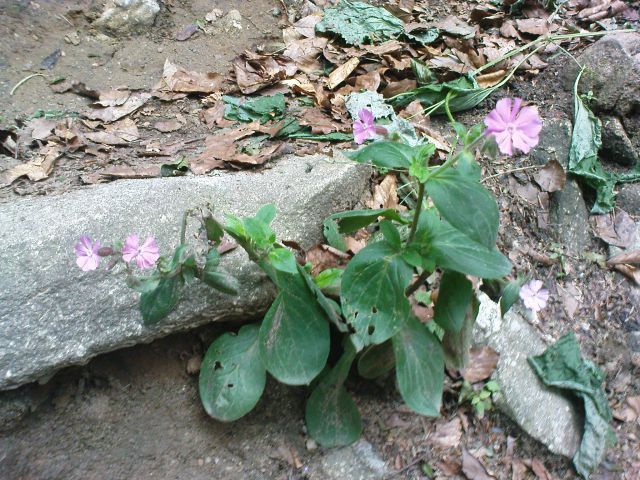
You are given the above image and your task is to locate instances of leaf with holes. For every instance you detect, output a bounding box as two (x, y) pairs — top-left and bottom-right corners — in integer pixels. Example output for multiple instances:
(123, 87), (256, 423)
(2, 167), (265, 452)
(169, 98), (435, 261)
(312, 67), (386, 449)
(393, 315), (444, 416)
(426, 168), (499, 249)
(341, 241), (414, 350)
(305, 342), (362, 447)
(433, 270), (472, 333)
(260, 270), (330, 385)
(199, 324), (266, 421)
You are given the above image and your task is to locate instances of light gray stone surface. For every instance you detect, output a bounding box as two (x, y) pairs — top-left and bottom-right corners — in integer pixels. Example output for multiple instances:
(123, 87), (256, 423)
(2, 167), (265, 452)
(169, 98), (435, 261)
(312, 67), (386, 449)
(531, 117), (591, 255)
(0, 155), (370, 390)
(94, 0), (160, 34)
(311, 440), (388, 479)
(473, 293), (582, 458)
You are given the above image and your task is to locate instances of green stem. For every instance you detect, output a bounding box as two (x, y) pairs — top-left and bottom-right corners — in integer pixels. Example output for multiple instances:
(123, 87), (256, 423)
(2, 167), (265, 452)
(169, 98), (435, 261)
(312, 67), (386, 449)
(407, 182), (426, 245)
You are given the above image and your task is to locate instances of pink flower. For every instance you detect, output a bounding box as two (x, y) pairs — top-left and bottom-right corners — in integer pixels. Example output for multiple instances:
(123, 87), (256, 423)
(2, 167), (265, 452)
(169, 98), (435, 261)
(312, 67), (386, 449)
(519, 279), (549, 312)
(484, 98), (542, 156)
(122, 234), (160, 269)
(353, 109), (377, 144)
(75, 235), (101, 272)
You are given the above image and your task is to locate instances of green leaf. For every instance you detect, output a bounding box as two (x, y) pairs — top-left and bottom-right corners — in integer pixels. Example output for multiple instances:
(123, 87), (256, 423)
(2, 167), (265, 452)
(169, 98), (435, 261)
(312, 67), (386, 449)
(357, 341), (395, 379)
(259, 270), (330, 385)
(328, 208), (407, 234)
(139, 276), (183, 325)
(345, 141), (414, 170)
(315, 0), (405, 46)
(203, 215), (225, 244)
(314, 267), (343, 294)
(426, 168), (499, 249)
(393, 316), (444, 416)
(341, 241), (414, 349)
(223, 94), (286, 124)
(411, 59), (437, 85)
(305, 342), (362, 447)
(323, 218), (347, 251)
(256, 204), (276, 225)
(267, 247), (298, 274)
(287, 131), (353, 141)
(298, 264), (348, 333)
(127, 275), (160, 294)
(529, 333), (613, 479)
(160, 157), (189, 177)
(403, 26), (439, 45)
(416, 210), (511, 279)
(202, 271), (239, 295)
(379, 220), (401, 250)
(442, 295), (478, 370)
(409, 144), (436, 183)
(199, 324), (266, 422)
(500, 278), (524, 317)
(433, 270), (473, 333)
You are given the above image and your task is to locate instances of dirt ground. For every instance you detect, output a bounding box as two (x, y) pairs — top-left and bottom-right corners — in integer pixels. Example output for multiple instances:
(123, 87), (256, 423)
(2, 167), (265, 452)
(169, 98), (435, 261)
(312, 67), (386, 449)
(1, 0), (639, 479)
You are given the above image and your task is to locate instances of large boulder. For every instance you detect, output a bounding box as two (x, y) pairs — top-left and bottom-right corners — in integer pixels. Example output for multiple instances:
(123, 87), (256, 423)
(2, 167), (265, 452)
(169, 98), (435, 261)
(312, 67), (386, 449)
(93, 0), (160, 35)
(0, 155), (370, 390)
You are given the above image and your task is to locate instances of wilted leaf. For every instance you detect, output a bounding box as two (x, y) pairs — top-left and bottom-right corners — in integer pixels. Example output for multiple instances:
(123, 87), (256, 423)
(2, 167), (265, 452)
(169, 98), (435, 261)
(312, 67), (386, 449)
(156, 59), (224, 94)
(461, 449), (494, 480)
(84, 118), (139, 145)
(590, 210), (636, 248)
(368, 174), (399, 210)
(86, 92), (151, 123)
(430, 418), (462, 449)
(0, 143), (62, 186)
(533, 160), (566, 192)
(327, 57), (360, 90)
(461, 347), (499, 383)
(233, 51), (297, 94)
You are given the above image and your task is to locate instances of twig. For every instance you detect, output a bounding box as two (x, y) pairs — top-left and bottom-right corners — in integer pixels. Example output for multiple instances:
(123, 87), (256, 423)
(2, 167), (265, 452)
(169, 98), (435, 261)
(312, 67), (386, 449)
(482, 165), (541, 182)
(10, 73), (45, 96)
(405, 270), (430, 297)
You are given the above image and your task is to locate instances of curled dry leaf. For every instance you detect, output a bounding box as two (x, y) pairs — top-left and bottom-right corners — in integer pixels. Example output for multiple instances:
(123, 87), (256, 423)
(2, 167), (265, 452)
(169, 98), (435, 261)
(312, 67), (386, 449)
(27, 118), (57, 141)
(283, 37), (328, 75)
(84, 118), (139, 145)
(533, 160), (566, 193)
(233, 51), (298, 94)
(613, 264), (640, 286)
(475, 70), (507, 88)
(0, 143), (62, 186)
(327, 57), (360, 90)
(368, 174), (399, 210)
(430, 417), (462, 449)
(590, 210), (637, 248)
(86, 92), (151, 123)
(607, 249), (640, 266)
(98, 165), (161, 178)
(514, 19), (550, 36)
(461, 449), (494, 480)
(156, 59), (224, 94)
(530, 458), (553, 480)
(461, 346), (499, 383)
(576, 0), (627, 21)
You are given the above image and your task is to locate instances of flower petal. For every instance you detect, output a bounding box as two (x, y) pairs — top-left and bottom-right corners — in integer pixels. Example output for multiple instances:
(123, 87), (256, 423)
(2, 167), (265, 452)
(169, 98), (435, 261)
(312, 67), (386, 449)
(492, 130), (513, 156)
(122, 234), (140, 263)
(493, 98), (513, 124)
(358, 108), (374, 125)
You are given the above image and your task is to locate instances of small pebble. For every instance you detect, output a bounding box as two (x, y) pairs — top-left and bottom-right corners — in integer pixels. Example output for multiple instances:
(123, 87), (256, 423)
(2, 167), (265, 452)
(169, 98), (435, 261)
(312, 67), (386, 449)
(306, 439), (318, 451)
(271, 7), (281, 17)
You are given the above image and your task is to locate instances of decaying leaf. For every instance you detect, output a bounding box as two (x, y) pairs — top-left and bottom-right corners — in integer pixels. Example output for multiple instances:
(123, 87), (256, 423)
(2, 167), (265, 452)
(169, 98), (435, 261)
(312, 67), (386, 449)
(515, 19), (550, 36)
(327, 57), (360, 90)
(86, 92), (151, 123)
(460, 347), (499, 383)
(156, 59), (224, 94)
(607, 249), (640, 266)
(533, 160), (566, 193)
(368, 174), (399, 210)
(233, 51), (297, 94)
(530, 458), (553, 480)
(590, 210), (637, 248)
(461, 449), (494, 480)
(98, 164), (161, 178)
(27, 118), (57, 141)
(437, 16), (476, 38)
(283, 37), (328, 75)
(0, 143), (62, 186)
(305, 244), (347, 276)
(430, 417), (462, 449)
(84, 118), (139, 145)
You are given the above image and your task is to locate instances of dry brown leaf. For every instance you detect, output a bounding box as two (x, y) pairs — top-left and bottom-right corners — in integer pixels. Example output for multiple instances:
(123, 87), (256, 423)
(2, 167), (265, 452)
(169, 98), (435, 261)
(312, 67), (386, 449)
(577, 0), (627, 20)
(94, 90), (131, 107)
(293, 13), (323, 38)
(156, 59), (224, 94)
(27, 118), (57, 141)
(515, 19), (549, 36)
(175, 24), (198, 41)
(430, 418), (462, 449)
(461, 347), (499, 383)
(84, 118), (139, 145)
(499, 20), (521, 39)
(558, 283), (581, 318)
(437, 457), (462, 476)
(607, 249), (640, 266)
(344, 229), (369, 255)
(476, 70), (507, 88)
(613, 264), (640, 285)
(327, 57), (360, 90)
(299, 108), (346, 134)
(233, 51), (298, 94)
(283, 37), (328, 74)
(509, 177), (541, 204)
(361, 40), (404, 56)
(590, 210), (637, 248)
(613, 395), (640, 422)
(86, 92), (151, 123)
(0, 143), (62, 186)
(511, 459), (529, 480)
(98, 165), (161, 178)
(533, 160), (566, 192)
(154, 119), (183, 133)
(368, 174), (399, 209)
(50, 80), (100, 99)
(437, 16), (476, 37)
(462, 449), (494, 480)
(305, 245), (345, 276)
(382, 78), (417, 98)
(530, 458), (553, 480)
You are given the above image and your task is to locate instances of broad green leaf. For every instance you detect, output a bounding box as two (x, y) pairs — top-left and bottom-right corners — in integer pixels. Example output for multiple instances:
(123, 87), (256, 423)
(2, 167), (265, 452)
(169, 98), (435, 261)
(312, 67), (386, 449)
(260, 270), (330, 385)
(267, 247), (298, 274)
(393, 316), (444, 416)
(500, 278), (524, 317)
(433, 270), (472, 333)
(341, 241), (414, 349)
(357, 341), (395, 379)
(442, 295), (478, 370)
(202, 249), (239, 294)
(199, 324), (266, 422)
(415, 210), (511, 279)
(316, 0), (404, 46)
(298, 264), (348, 333)
(223, 94), (286, 124)
(328, 208), (407, 234)
(426, 168), (499, 249)
(287, 131), (353, 141)
(305, 342), (362, 447)
(379, 220), (401, 250)
(314, 267), (343, 295)
(411, 59), (437, 85)
(127, 275), (160, 294)
(345, 141), (414, 170)
(256, 204), (276, 225)
(203, 215), (225, 244)
(323, 218), (347, 251)
(139, 276), (183, 325)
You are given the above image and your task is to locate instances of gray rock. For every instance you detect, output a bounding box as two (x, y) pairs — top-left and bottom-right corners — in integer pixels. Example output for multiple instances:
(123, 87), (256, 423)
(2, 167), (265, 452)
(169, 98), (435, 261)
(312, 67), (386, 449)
(0, 155), (370, 390)
(310, 440), (388, 479)
(600, 115), (639, 167)
(473, 293), (583, 458)
(93, 0), (160, 35)
(629, 331), (640, 353)
(531, 117), (591, 255)
(617, 183), (640, 217)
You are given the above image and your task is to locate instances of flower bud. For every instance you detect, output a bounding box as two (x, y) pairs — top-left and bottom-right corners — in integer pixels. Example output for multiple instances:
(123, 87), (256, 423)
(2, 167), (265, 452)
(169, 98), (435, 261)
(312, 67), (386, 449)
(97, 247), (114, 257)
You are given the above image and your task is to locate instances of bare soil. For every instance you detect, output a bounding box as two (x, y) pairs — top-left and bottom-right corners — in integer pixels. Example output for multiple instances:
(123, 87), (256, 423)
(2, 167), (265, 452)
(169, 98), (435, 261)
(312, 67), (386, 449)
(0, 1), (639, 479)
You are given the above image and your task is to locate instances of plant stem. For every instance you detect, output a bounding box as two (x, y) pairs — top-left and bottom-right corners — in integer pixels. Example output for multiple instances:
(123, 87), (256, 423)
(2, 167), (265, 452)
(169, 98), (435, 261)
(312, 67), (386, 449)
(407, 182), (425, 245)
(405, 269), (430, 297)
(180, 209), (191, 245)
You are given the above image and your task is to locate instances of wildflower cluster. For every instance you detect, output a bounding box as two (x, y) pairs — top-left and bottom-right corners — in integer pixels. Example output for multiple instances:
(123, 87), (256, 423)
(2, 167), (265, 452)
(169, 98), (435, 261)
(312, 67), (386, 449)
(75, 234), (159, 272)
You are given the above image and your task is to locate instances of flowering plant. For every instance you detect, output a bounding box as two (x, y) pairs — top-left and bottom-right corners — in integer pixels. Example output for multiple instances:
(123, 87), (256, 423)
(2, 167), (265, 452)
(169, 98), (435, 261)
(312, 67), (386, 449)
(77, 96), (543, 446)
